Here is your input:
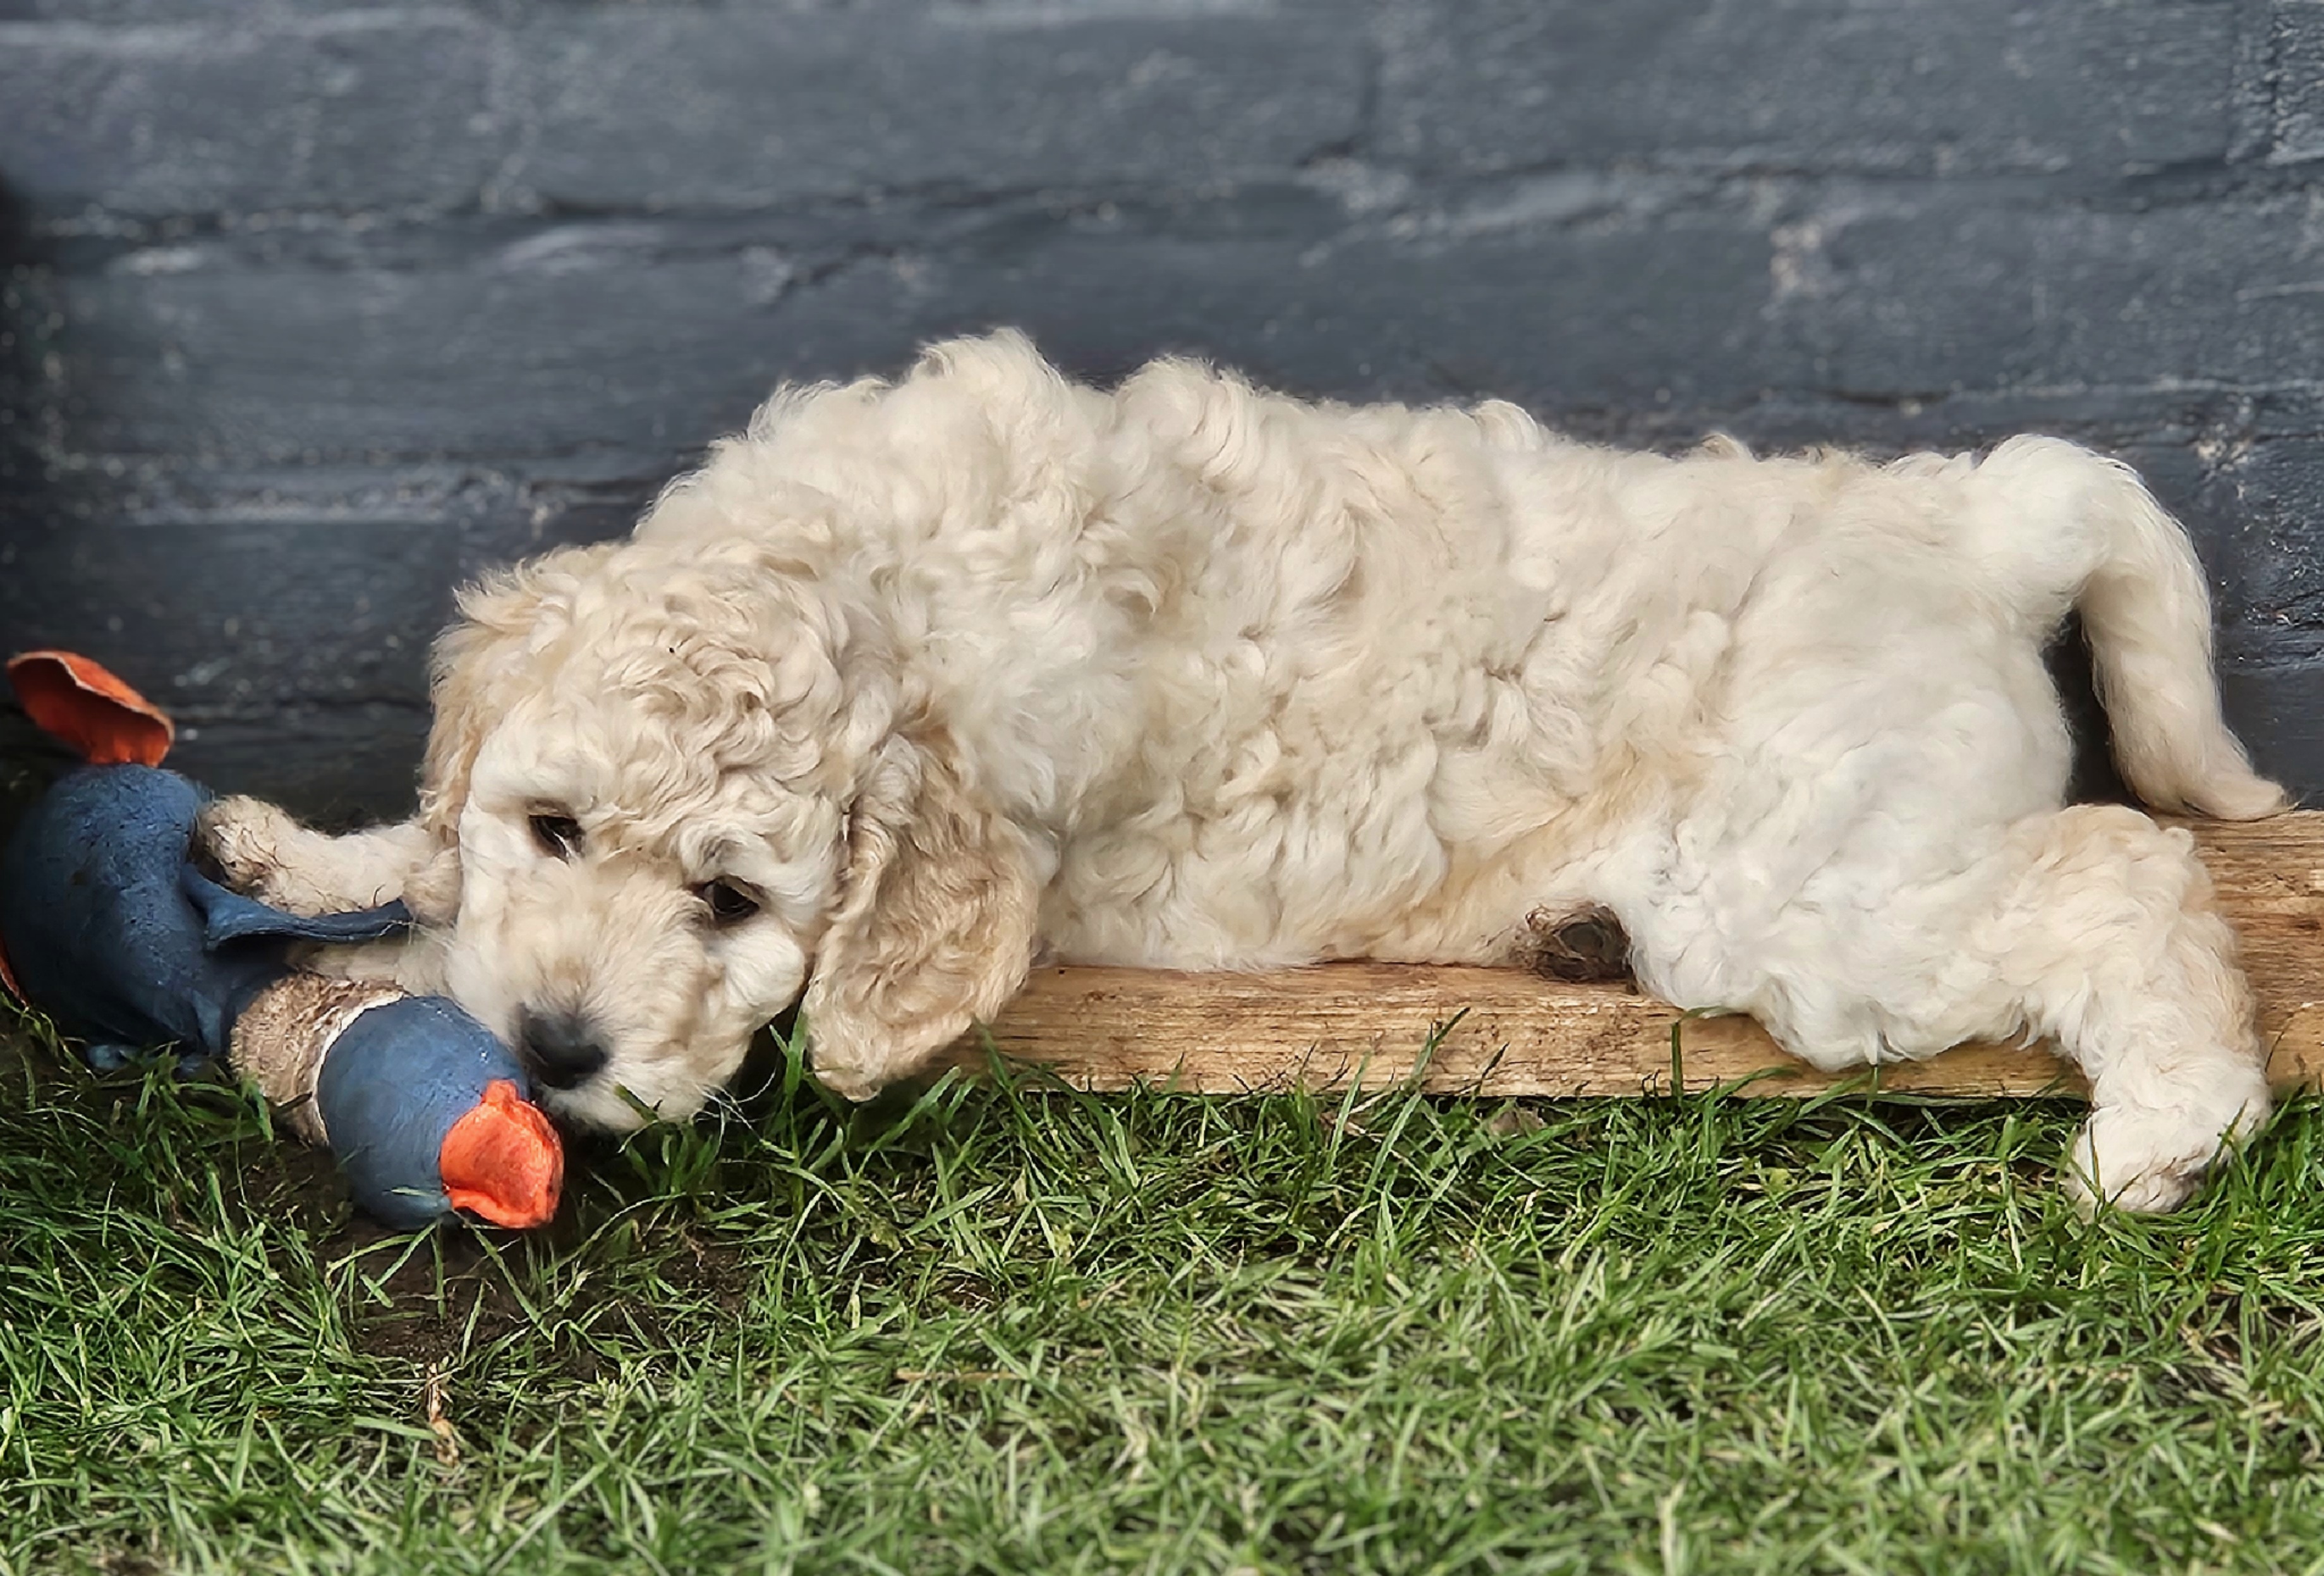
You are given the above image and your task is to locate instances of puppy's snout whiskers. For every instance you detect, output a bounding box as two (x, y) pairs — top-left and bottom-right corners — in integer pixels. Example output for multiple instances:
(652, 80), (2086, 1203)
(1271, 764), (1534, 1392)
(517, 1007), (612, 1090)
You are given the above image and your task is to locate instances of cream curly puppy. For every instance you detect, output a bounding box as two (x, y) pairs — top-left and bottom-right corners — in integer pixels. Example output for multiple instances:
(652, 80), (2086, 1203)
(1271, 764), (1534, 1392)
(205, 330), (2286, 1211)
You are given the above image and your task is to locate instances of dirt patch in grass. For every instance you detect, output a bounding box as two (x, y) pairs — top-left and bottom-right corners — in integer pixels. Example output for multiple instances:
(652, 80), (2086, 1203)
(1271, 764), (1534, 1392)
(343, 1223), (535, 1366)
(232, 1131), (353, 1232)
(344, 1205), (758, 1377)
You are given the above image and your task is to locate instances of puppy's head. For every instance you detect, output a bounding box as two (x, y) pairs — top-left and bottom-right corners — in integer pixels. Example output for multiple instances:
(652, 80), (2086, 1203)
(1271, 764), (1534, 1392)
(410, 537), (1036, 1130)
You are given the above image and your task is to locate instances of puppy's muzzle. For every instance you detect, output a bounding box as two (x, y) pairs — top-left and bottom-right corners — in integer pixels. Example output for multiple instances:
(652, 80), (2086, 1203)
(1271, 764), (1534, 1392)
(517, 1008), (610, 1090)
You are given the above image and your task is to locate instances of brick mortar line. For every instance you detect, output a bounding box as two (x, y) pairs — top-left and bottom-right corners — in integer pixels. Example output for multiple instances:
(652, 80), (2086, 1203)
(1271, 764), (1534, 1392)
(16, 160), (2324, 247)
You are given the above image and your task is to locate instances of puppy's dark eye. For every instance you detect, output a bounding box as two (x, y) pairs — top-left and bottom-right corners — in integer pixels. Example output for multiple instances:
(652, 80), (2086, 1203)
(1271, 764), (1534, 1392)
(530, 813), (583, 859)
(698, 879), (760, 927)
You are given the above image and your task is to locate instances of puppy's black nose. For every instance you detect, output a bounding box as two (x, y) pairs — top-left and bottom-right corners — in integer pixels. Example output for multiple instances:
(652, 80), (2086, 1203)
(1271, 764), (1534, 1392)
(517, 1009), (610, 1089)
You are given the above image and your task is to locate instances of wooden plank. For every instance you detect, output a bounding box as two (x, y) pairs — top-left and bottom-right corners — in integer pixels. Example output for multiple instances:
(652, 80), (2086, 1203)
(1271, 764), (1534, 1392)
(937, 811), (2324, 1099)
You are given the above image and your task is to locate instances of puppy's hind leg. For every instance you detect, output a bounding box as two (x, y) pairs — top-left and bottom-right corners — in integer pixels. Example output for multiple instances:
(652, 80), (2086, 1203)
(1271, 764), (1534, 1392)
(1630, 801), (2267, 1214)
(1981, 804), (2270, 1213)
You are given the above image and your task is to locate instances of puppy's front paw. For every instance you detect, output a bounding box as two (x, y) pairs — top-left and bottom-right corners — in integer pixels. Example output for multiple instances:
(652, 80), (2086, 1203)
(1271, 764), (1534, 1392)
(196, 795), (300, 891)
(193, 794), (346, 914)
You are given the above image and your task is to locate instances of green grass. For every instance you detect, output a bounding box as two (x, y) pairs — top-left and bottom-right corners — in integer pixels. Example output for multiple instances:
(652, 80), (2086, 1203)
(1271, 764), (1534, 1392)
(6, 998), (2324, 1576)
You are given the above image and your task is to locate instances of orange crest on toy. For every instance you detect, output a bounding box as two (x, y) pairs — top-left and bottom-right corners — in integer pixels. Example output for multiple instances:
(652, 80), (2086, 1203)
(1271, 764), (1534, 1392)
(8, 651), (173, 767)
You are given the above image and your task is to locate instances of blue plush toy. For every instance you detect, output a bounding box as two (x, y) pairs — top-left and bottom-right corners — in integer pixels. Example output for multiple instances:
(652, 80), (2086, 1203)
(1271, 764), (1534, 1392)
(0, 652), (562, 1228)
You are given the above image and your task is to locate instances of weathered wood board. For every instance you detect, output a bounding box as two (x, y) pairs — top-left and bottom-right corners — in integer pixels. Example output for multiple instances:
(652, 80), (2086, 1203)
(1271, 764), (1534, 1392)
(935, 812), (2324, 1100)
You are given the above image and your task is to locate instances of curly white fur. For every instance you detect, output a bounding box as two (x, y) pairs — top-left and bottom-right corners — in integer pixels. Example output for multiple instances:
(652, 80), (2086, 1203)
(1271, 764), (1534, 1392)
(207, 331), (2286, 1211)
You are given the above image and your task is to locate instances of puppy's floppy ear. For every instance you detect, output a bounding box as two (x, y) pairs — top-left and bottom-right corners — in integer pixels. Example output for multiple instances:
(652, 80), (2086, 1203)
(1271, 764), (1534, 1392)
(803, 722), (1040, 1100)
(415, 542), (619, 899)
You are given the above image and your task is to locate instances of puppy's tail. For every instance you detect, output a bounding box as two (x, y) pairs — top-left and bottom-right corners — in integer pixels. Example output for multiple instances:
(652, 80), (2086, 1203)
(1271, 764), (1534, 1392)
(1973, 435), (2285, 820)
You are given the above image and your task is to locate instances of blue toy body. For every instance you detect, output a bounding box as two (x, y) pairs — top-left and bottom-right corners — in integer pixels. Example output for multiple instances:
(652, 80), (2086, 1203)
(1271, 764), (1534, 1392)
(316, 995), (538, 1226)
(0, 657), (562, 1230)
(0, 764), (409, 1060)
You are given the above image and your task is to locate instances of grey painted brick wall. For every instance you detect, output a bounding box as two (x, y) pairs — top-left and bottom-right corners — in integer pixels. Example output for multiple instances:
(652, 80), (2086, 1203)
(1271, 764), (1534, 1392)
(1, 0), (2319, 821)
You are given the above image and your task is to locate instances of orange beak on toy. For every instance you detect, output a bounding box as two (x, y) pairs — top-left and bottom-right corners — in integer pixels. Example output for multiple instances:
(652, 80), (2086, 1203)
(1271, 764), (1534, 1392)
(438, 1079), (566, 1228)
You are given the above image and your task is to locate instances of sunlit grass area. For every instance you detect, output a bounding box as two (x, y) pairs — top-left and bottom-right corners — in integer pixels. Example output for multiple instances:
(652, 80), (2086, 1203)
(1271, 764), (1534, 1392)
(6, 996), (2323, 1575)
